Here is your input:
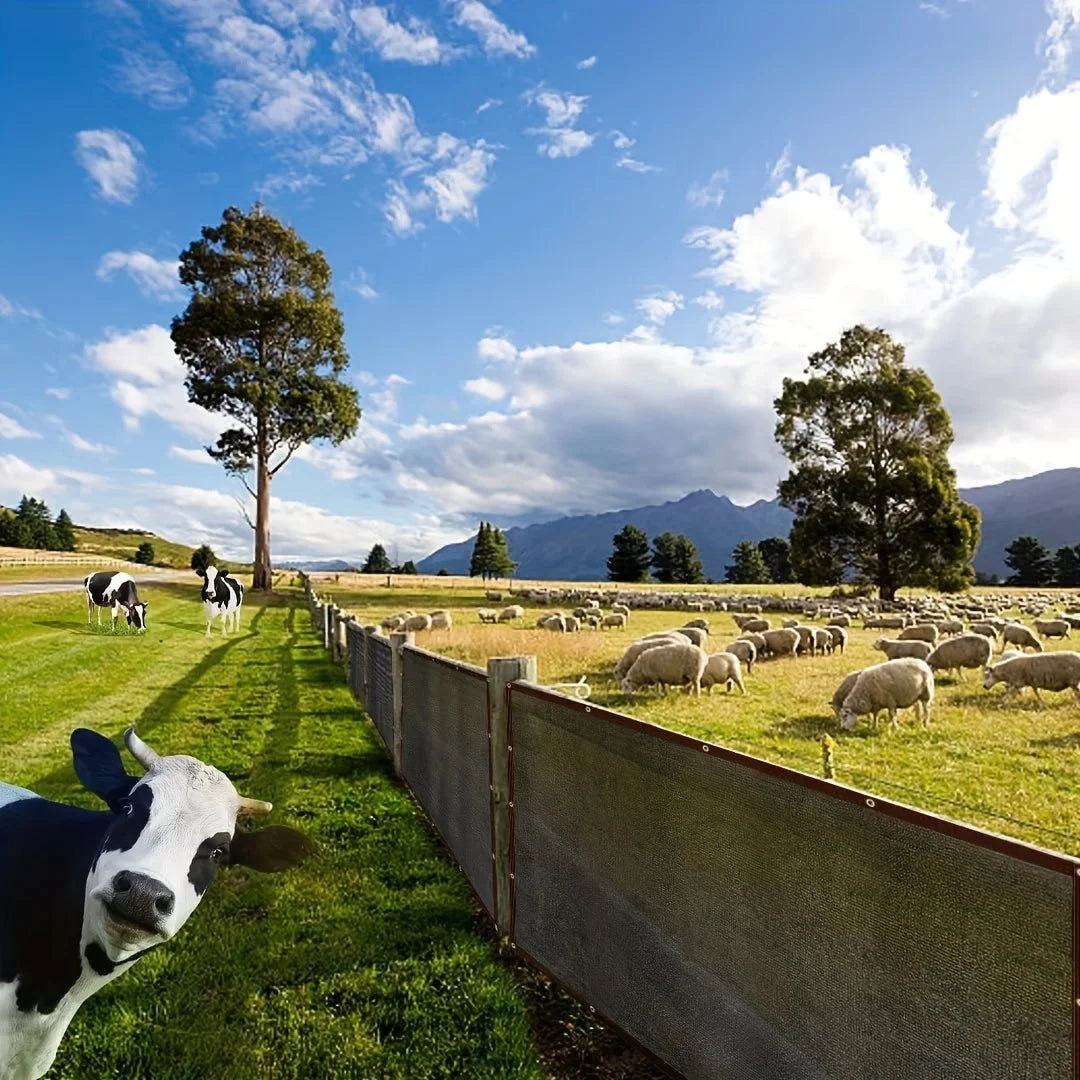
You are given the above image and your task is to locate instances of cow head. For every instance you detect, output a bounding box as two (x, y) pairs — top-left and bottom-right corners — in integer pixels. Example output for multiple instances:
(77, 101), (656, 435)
(197, 565), (227, 603)
(71, 727), (312, 965)
(126, 602), (148, 631)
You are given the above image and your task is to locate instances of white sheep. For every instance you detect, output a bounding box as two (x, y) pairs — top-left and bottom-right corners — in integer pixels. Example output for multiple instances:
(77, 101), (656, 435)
(873, 637), (932, 662)
(403, 614), (433, 632)
(830, 671), (861, 718)
(827, 614), (852, 628)
(542, 615), (567, 632)
(899, 624), (939, 645)
(1001, 623), (1043, 652)
(564, 615), (580, 632)
(614, 634), (684, 681)
(982, 651), (1080, 703)
(497, 605), (525, 622)
(723, 639), (756, 673)
(926, 634), (993, 679)
(839, 659), (935, 732)
(738, 631), (768, 656)
(621, 642), (708, 696)
(702, 652), (745, 694)
(741, 617), (770, 634)
(969, 621), (999, 640)
(381, 615), (405, 632)
(791, 625), (816, 655)
(684, 617), (709, 631)
(824, 625), (848, 654)
(811, 628), (834, 655)
(429, 610), (452, 630)
(936, 619), (964, 637)
(761, 627), (800, 659)
(477, 608), (498, 624)
(672, 626), (708, 649)
(602, 613), (628, 630)
(1034, 618), (1071, 640)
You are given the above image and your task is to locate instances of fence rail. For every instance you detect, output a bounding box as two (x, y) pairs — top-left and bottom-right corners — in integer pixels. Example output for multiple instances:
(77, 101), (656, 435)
(301, 574), (1080, 1080)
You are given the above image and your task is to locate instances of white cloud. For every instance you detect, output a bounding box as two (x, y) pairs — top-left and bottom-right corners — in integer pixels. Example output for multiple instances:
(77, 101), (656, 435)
(919, 3), (949, 18)
(616, 155), (659, 174)
(97, 251), (183, 300)
(384, 139), (496, 232)
(1042, 0), (1080, 77)
(0, 413), (41, 440)
(635, 290), (685, 325)
(0, 454), (101, 503)
(350, 5), (456, 65)
(476, 335), (517, 362)
(45, 388), (71, 400)
(115, 48), (193, 108)
(576, 55), (597, 70)
(74, 129), (143, 203)
(347, 267), (378, 299)
(464, 376), (506, 400)
(769, 142), (793, 185)
(256, 171), (322, 198)
(0, 294), (41, 319)
(693, 290), (724, 311)
(687, 169), (727, 208)
(609, 129), (634, 150)
(63, 430), (115, 456)
(524, 87), (595, 158)
(476, 97), (501, 113)
(169, 445), (215, 464)
(452, 0), (535, 59)
(533, 128), (595, 159)
(601, 312), (624, 325)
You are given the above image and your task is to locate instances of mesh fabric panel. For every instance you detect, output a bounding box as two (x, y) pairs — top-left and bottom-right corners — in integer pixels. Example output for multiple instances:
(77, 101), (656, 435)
(368, 635), (394, 752)
(508, 686), (1074, 1080)
(400, 648), (493, 915)
(346, 623), (366, 706)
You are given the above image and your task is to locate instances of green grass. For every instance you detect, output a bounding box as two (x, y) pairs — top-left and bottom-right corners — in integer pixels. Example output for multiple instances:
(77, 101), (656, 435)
(0, 585), (542, 1080)
(324, 584), (1080, 858)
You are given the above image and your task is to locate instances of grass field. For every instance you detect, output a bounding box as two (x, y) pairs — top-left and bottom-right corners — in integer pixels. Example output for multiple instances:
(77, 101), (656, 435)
(0, 585), (545, 1079)
(322, 583), (1080, 858)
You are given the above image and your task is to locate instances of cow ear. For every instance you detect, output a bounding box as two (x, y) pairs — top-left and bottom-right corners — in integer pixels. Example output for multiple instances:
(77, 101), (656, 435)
(70, 729), (140, 810)
(219, 569), (230, 578)
(229, 825), (315, 873)
(196, 569), (206, 578)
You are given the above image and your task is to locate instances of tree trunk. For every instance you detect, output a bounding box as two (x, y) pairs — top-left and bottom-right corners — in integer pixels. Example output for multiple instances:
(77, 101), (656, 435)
(253, 440), (272, 591)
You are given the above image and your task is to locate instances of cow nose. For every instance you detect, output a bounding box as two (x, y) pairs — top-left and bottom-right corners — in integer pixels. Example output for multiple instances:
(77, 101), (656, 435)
(110, 871), (175, 926)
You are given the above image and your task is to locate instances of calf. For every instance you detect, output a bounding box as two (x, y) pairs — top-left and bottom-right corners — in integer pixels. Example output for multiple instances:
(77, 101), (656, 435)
(84, 572), (147, 632)
(198, 566), (244, 637)
(0, 728), (311, 1080)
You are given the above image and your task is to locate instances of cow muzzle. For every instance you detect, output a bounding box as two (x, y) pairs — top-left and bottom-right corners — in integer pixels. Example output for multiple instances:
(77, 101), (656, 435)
(103, 870), (175, 939)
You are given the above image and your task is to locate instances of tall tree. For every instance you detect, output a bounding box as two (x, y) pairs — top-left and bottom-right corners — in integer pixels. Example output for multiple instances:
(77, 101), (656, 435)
(361, 543), (392, 574)
(16, 496), (54, 550)
(725, 540), (772, 584)
(607, 525), (652, 582)
(172, 205), (360, 591)
(775, 325), (979, 600)
(399, 560), (419, 575)
(190, 544), (218, 574)
(52, 509), (76, 552)
(489, 527), (518, 579)
(1003, 535), (1054, 587)
(757, 537), (792, 583)
(1055, 545), (1080, 588)
(671, 534), (705, 584)
(650, 532), (679, 584)
(469, 522), (494, 578)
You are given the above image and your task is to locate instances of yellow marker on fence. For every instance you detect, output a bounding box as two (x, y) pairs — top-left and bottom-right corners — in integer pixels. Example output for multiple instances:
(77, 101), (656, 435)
(821, 735), (835, 780)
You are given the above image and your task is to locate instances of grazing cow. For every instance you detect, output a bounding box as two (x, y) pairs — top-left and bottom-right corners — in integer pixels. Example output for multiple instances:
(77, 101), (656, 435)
(84, 572), (147, 632)
(198, 566), (244, 637)
(0, 727), (312, 1080)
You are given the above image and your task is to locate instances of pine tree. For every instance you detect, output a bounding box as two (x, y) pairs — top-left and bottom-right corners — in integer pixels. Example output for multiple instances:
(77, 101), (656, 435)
(469, 523), (493, 578)
(16, 496), (54, 549)
(757, 537), (792, 583)
(607, 525), (652, 582)
(1003, 536), (1054, 587)
(399, 560), (419, 575)
(52, 509), (76, 552)
(671, 535), (705, 584)
(134, 542), (155, 565)
(651, 532), (679, 584)
(361, 543), (392, 574)
(725, 541), (772, 584)
(489, 528), (518, 579)
(1055, 545), (1080, 587)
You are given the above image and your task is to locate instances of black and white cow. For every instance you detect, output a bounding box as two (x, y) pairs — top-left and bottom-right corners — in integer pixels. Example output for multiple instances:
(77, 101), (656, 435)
(84, 571), (147, 632)
(0, 728), (312, 1080)
(198, 566), (244, 637)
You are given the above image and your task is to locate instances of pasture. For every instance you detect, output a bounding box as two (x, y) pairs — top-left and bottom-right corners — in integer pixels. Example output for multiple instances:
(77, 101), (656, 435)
(320, 582), (1080, 857)
(0, 584), (544, 1079)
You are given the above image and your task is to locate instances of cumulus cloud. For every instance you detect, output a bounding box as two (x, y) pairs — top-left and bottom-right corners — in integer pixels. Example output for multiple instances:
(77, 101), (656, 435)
(464, 376), (506, 400)
(351, 5), (456, 65)
(74, 129), (143, 203)
(1042, 0), (1080, 78)
(452, 0), (535, 59)
(634, 290), (684, 325)
(97, 251), (183, 299)
(476, 335), (517, 362)
(0, 454), (101, 503)
(609, 129), (634, 150)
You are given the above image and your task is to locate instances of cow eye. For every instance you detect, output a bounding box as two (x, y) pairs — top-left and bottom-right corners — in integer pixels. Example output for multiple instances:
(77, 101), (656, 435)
(210, 846), (227, 861)
(120, 801), (134, 816)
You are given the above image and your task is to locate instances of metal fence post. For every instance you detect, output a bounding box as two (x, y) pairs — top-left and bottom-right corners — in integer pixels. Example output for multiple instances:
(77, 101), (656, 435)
(487, 655), (537, 937)
(390, 631), (414, 776)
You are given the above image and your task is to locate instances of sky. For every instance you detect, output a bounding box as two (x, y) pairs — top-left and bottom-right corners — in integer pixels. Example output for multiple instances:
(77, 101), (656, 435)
(1, 0), (1079, 564)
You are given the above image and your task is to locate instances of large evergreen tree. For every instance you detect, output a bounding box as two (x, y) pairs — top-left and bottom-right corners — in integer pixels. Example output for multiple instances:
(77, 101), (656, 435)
(607, 525), (652, 582)
(1055, 545), (1080, 588)
(757, 537), (792, 583)
(775, 325), (979, 600)
(361, 543), (392, 574)
(172, 205), (361, 591)
(15, 496), (54, 550)
(134, 542), (155, 565)
(671, 535), (705, 584)
(53, 509), (76, 552)
(650, 532), (679, 584)
(725, 540), (772, 584)
(469, 523), (495, 578)
(1003, 535), (1055, 587)
(489, 527), (518, 579)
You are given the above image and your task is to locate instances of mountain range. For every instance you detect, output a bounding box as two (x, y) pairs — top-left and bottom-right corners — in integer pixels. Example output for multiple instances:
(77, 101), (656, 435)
(417, 469), (1080, 581)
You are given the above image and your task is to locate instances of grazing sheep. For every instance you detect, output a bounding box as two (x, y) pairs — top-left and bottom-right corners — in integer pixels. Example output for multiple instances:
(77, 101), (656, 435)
(381, 615), (405, 632)
(830, 671), (861, 717)
(702, 652), (746, 695)
(585, 615), (601, 629)
(621, 642), (708, 696)
(741, 618), (771, 634)
(998, 649), (1024, 663)
(982, 652), (1080, 703)
(684, 618), (710, 631)
(824, 625), (848, 654)
(863, 615), (906, 630)
(970, 621), (999, 640)
(429, 610), (452, 630)
(477, 608), (498, 624)
(403, 614), (433, 632)
(899, 624), (939, 645)
(543, 615), (567, 632)
(1034, 618), (1071, 640)
(936, 619), (964, 637)
(1002, 623), (1043, 652)
(497, 605), (525, 623)
(839, 659), (935, 732)
(602, 613), (628, 630)
(572, 606), (589, 619)
(827, 614), (852, 628)
(738, 632), (768, 656)
(612, 603), (630, 616)
(812, 628), (834, 655)
(873, 637), (933, 662)
(926, 634), (993, 679)
(564, 615), (580, 632)
(723, 639), (756, 673)
(792, 625), (816, 655)
(614, 635), (684, 681)
(485, 590), (503, 602)
(762, 627), (800, 659)
(731, 614), (756, 630)
(781, 617), (799, 629)
(672, 626), (708, 649)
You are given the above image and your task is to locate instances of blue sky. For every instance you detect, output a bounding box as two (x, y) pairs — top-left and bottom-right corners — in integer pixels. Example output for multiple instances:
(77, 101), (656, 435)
(1, 0), (1078, 563)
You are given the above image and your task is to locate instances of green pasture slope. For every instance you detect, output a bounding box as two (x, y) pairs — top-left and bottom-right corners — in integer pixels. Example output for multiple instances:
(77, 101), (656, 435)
(0, 585), (541, 1080)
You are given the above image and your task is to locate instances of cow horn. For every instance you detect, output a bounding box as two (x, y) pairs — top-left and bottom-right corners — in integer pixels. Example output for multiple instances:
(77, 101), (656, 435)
(123, 727), (160, 770)
(237, 796), (273, 815)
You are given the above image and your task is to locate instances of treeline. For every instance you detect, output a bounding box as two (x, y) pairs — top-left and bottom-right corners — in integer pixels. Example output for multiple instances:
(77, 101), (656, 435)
(0, 496), (76, 552)
(992, 536), (1080, 587)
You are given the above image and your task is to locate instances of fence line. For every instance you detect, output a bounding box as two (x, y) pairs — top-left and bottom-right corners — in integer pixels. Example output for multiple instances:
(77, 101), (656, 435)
(300, 574), (1080, 1080)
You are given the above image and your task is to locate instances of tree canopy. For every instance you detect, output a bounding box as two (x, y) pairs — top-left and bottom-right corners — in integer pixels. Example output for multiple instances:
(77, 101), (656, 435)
(774, 325), (979, 600)
(361, 543), (392, 575)
(757, 537), (793, 583)
(0, 497), (76, 552)
(469, 522), (517, 579)
(1004, 535), (1055, 587)
(607, 525), (652, 582)
(134, 542), (155, 565)
(725, 540), (771, 584)
(190, 544), (218, 573)
(651, 532), (704, 584)
(171, 204), (360, 590)
(1055, 545), (1080, 588)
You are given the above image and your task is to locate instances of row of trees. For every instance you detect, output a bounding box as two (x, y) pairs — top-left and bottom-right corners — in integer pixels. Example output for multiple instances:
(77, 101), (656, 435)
(0, 496), (77, 551)
(606, 527), (705, 584)
(724, 537), (794, 584)
(360, 544), (418, 575)
(1003, 536), (1080, 587)
(469, 523), (517, 580)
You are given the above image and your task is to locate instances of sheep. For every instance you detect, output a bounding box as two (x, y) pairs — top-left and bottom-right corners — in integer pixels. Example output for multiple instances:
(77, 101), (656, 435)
(926, 634), (993, 679)
(1034, 618), (1071, 640)
(1001, 623), (1043, 652)
(403, 614), (433, 632)
(970, 621), (999, 640)
(936, 619), (964, 637)
(873, 637), (933, 662)
(672, 626), (708, 649)
(564, 615), (581, 632)
(830, 671), (861, 718)
(477, 608), (498, 624)
(741, 618), (771, 634)
(614, 634), (684, 681)
(824, 625), (848, 655)
(612, 603), (630, 617)
(899, 624), (938, 645)
(684, 618), (710, 631)
(812, 628), (834, 655)
(761, 627), (800, 659)
(381, 615), (405, 632)
(792, 625), (816, 655)
(827, 614), (852, 628)
(621, 642), (708, 696)
(543, 615), (567, 632)
(723, 639), (756, 673)
(485, 590), (504, 602)
(998, 649), (1024, 663)
(602, 613), (628, 630)
(863, 615), (905, 630)
(497, 605), (525, 622)
(572, 606), (589, 619)
(781, 617), (799, 629)
(738, 632), (768, 656)
(702, 652), (746, 695)
(838, 659), (935, 732)
(585, 615), (601, 630)
(982, 652), (1080, 703)
(429, 610), (452, 631)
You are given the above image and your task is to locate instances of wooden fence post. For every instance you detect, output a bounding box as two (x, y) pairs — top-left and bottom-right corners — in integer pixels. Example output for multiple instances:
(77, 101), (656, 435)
(390, 631), (414, 776)
(487, 656), (537, 937)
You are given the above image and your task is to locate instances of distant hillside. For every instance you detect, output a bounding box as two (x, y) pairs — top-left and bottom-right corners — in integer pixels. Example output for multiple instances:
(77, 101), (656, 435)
(418, 470), (1080, 582)
(71, 523), (201, 568)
